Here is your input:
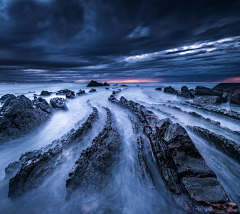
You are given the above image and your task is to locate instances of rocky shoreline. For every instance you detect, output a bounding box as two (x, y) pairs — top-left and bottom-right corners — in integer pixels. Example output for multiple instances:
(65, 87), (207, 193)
(1, 83), (239, 213)
(109, 91), (239, 213)
(162, 83), (240, 105)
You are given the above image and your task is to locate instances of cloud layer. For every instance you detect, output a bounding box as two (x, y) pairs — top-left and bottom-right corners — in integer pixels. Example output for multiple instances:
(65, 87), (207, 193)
(0, 0), (240, 82)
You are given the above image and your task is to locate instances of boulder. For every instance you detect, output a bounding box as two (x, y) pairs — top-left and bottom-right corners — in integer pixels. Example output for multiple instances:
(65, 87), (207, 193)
(230, 89), (240, 105)
(89, 88), (96, 92)
(50, 97), (68, 110)
(76, 89), (86, 95)
(40, 91), (51, 96)
(164, 86), (178, 94)
(56, 89), (72, 95)
(178, 86), (194, 98)
(181, 86), (188, 93)
(156, 87), (162, 90)
(66, 91), (75, 99)
(194, 95), (222, 104)
(0, 95), (52, 138)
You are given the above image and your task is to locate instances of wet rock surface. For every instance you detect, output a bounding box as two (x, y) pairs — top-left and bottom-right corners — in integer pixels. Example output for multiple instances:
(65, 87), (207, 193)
(0, 94), (16, 102)
(50, 97), (68, 110)
(8, 107), (99, 198)
(66, 91), (75, 99)
(0, 95), (52, 138)
(182, 101), (240, 121)
(195, 86), (223, 97)
(66, 108), (121, 199)
(194, 95), (222, 104)
(5, 119), (87, 177)
(109, 95), (238, 213)
(189, 126), (240, 163)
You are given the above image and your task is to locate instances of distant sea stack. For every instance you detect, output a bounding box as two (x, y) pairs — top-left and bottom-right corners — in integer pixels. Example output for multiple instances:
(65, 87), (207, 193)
(86, 80), (110, 87)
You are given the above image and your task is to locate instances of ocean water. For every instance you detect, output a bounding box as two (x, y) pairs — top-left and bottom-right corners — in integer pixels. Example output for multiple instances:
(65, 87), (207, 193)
(0, 82), (239, 214)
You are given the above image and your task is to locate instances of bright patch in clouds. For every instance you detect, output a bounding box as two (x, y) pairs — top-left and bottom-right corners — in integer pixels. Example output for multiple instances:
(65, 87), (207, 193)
(23, 69), (45, 72)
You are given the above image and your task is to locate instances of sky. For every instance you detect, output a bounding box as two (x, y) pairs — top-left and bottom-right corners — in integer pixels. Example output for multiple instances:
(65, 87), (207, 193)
(0, 0), (240, 83)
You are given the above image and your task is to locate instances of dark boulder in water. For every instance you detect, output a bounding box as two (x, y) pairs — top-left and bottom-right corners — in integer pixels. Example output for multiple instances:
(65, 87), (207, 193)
(50, 97), (68, 110)
(0, 95), (52, 138)
(179, 86), (194, 98)
(56, 89), (72, 95)
(76, 89), (85, 95)
(156, 87), (162, 90)
(86, 80), (110, 87)
(164, 86), (178, 94)
(66, 91), (75, 99)
(89, 88), (96, 92)
(66, 109), (121, 199)
(40, 91), (51, 96)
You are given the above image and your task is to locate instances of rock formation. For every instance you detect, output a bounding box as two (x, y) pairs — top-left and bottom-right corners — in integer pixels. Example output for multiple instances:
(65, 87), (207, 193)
(194, 95), (222, 104)
(8, 107), (99, 198)
(109, 95), (238, 213)
(189, 126), (240, 162)
(76, 89), (86, 95)
(0, 95), (52, 138)
(86, 80), (110, 87)
(50, 97), (68, 110)
(40, 91), (51, 96)
(66, 91), (75, 99)
(66, 109), (121, 199)
(89, 88), (96, 92)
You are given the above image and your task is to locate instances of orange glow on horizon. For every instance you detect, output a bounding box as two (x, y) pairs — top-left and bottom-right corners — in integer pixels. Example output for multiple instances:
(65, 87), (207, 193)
(108, 78), (162, 83)
(223, 77), (240, 82)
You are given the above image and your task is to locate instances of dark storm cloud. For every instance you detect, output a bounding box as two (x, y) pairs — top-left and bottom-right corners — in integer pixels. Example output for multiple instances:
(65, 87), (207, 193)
(0, 0), (240, 82)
